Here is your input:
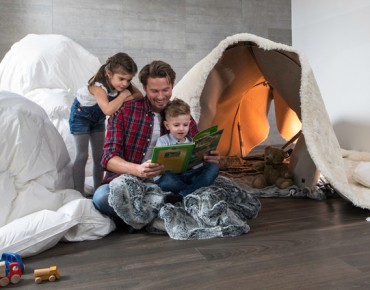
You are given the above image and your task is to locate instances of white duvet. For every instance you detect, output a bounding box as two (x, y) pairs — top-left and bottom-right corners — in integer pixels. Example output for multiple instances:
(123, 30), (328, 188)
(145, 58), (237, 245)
(0, 34), (115, 257)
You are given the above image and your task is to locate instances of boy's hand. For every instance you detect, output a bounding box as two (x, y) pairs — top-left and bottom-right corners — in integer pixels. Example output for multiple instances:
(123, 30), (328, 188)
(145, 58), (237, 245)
(204, 150), (220, 164)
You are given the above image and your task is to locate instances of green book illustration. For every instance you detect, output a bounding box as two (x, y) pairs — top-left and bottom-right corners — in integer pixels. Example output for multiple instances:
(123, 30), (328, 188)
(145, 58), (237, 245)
(151, 125), (223, 174)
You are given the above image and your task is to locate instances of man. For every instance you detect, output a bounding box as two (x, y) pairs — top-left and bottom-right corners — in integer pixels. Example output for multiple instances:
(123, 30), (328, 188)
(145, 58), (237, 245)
(92, 60), (220, 220)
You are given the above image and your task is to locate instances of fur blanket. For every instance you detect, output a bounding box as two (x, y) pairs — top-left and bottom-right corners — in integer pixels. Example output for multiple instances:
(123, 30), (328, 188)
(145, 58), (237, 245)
(108, 175), (261, 240)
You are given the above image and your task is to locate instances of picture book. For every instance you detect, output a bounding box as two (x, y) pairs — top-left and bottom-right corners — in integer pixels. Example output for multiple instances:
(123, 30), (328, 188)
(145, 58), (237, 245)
(151, 125), (224, 174)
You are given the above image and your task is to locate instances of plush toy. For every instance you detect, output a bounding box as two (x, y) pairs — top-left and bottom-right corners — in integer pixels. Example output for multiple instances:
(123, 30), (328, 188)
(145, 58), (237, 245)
(251, 146), (294, 189)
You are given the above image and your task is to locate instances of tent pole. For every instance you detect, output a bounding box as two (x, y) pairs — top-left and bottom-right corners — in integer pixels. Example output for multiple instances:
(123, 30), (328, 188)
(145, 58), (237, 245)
(237, 121), (245, 157)
(281, 130), (302, 157)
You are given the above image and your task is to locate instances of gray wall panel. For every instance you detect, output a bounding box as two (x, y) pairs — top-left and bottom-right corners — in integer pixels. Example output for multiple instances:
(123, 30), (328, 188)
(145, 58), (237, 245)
(0, 0), (291, 82)
(0, 0), (291, 146)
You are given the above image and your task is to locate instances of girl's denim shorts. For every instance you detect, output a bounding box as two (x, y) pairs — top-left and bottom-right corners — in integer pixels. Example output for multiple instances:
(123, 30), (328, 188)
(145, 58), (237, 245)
(69, 98), (106, 134)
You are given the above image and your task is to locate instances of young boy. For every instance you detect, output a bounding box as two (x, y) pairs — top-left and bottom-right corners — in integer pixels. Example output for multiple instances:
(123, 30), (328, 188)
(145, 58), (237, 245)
(154, 98), (219, 203)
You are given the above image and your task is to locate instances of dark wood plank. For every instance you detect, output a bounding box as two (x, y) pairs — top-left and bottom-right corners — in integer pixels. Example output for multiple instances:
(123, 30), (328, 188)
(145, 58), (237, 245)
(19, 197), (370, 290)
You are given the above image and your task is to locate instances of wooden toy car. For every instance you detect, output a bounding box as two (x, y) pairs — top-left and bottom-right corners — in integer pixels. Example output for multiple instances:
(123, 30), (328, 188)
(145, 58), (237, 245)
(0, 261), (23, 287)
(1, 252), (24, 274)
(34, 266), (60, 284)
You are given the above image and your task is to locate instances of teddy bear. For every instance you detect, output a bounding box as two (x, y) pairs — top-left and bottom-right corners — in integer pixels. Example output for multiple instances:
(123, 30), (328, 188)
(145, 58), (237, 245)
(251, 146), (294, 189)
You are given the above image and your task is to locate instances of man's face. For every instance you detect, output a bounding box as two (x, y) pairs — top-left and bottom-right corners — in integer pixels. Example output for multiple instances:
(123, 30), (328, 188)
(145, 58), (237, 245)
(144, 77), (173, 113)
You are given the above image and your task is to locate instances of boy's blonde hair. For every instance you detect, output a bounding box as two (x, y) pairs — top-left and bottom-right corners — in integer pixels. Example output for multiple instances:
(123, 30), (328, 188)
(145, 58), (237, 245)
(164, 98), (190, 120)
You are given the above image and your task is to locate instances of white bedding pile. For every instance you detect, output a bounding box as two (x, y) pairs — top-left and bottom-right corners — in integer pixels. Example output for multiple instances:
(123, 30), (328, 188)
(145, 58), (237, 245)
(0, 34), (115, 257)
(0, 34), (101, 174)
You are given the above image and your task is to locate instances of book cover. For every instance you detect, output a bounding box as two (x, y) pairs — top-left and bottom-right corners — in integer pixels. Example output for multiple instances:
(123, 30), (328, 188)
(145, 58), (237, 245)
(151, 125), (223, 173)
(151, 143), (194, 174)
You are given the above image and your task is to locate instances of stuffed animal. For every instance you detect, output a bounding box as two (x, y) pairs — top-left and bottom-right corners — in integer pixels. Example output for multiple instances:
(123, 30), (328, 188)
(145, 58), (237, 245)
(251, 146), (294, 189)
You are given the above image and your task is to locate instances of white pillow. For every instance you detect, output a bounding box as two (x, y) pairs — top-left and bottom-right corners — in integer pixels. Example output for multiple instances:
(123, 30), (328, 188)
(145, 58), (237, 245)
(0, 210), (78, 257)
(25, 88), (73, 120)
(58, 199), (115, 242)
(0, 199), (115, 258)
(353, 162), (370, 188)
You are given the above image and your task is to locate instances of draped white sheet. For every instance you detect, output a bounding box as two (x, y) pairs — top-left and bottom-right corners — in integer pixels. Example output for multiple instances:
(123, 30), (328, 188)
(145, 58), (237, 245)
(173, 33), (370, 210)
(0, 34), (115, 257)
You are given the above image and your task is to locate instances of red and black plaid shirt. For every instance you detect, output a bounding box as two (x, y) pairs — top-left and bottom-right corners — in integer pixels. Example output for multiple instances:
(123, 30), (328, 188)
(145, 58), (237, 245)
(101, 97), (198, 183)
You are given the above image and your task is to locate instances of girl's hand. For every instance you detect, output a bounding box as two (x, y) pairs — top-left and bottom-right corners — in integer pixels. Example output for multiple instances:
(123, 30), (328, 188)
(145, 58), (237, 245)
(110, 90), (139, 117)
(119, 89), (133, 102)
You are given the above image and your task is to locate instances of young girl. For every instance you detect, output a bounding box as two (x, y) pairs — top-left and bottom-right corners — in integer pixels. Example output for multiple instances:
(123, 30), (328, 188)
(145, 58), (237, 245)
(69, 52), (141, 196)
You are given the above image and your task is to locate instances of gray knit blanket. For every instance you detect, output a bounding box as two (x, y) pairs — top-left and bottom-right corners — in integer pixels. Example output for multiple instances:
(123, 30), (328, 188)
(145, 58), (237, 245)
(108, 174), (261, 240)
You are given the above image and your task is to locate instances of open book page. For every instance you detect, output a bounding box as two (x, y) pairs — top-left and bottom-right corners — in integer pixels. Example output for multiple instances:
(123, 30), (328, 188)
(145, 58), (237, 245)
(193, 124), (218, 142)
(187, 128), (223, 169)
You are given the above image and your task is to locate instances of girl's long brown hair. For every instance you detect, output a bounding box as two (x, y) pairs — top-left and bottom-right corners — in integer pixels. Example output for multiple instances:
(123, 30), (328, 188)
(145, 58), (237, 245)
(88, 52), (138, 93)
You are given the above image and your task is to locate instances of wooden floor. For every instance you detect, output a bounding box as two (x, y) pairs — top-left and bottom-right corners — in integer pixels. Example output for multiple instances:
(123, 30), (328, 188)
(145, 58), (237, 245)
(21, 197), (370, 290)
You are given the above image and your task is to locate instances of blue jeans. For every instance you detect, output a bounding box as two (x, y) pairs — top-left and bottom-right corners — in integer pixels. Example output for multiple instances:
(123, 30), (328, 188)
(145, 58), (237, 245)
(157, 163), (219, 197)
(69, 98), (106, 134)
(92, 184), (120, 220)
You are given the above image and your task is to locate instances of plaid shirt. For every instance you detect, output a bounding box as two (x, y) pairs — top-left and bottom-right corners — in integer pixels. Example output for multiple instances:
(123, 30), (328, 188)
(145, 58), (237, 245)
(101, 97), (198, 183)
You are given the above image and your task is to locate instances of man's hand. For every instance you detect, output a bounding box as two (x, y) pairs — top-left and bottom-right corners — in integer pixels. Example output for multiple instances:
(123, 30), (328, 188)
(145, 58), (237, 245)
(136, 160), (164, 178)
